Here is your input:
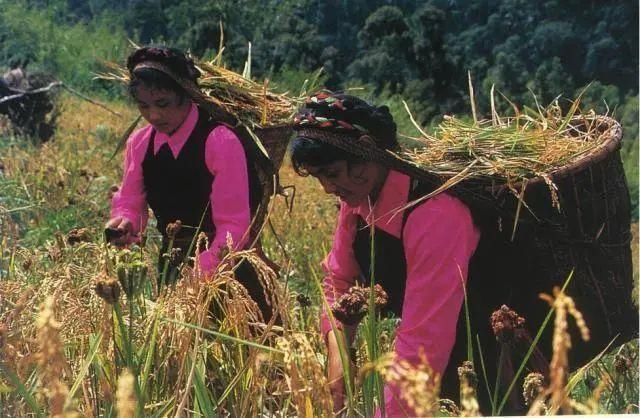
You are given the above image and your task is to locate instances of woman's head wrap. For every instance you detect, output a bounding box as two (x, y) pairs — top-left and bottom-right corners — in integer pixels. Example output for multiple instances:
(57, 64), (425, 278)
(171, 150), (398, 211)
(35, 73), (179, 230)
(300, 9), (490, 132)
(126, 46), (201, 97)
(293, 90), (398, 151)
(290, 90), (441, 189)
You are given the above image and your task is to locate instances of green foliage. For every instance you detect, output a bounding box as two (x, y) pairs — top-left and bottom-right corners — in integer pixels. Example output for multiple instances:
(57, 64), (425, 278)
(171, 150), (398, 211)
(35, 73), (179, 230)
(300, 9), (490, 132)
(570, 339), (639, 414)
(1, 0), (637, 214)
(0, 1), (128, 93)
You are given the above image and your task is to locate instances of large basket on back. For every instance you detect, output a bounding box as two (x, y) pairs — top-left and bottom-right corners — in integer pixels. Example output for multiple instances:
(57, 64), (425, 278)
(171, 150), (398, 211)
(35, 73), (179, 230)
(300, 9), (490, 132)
(254, 125), (292, 172)
(452, 115), (636, 366)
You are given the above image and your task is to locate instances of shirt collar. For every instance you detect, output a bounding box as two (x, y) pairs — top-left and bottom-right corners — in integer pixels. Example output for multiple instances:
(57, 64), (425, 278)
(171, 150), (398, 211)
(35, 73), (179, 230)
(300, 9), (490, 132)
(352, 169), (411, 238)
(153, 102), (198, 157)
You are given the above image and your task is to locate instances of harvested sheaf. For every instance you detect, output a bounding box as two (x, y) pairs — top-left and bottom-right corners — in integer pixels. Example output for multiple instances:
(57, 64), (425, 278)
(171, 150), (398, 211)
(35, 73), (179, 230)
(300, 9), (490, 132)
(400, 85), (617, 212)
(196, 61), (299, 128)
(96, 49), (300, 129)
(404, 112), (598, 179)
(405, 103), (606, 184)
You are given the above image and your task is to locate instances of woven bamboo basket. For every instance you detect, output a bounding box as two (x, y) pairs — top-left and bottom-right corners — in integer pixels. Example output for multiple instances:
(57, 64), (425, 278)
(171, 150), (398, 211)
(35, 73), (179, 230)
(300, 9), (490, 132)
(254, 125), (292, 171)
(436, 116), (637, 409)
(238, 125), (292, 252)
(455, 115), (637, 368)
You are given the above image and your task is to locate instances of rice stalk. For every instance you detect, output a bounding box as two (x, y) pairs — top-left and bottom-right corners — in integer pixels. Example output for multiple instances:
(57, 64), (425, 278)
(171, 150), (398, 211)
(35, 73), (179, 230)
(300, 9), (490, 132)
(276, 332), (332, 416)
(536, 286), (591, 415)
(403, 93), (612, 212)
(361, 350), (441, 417)
(404, 110), (600, 181)
(458, 360), (480, 416)
(115, 369), (137, 418)
(35, 296), (72, 417)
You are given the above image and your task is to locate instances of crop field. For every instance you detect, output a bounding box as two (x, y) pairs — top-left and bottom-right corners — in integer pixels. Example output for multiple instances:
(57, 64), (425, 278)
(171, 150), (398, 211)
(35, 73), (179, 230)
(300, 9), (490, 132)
(0, 95), (638, 417)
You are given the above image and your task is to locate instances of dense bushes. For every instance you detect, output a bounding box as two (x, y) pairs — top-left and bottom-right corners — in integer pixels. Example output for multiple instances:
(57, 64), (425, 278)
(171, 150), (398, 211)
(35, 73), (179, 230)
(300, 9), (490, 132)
(1, 0), (637, 217)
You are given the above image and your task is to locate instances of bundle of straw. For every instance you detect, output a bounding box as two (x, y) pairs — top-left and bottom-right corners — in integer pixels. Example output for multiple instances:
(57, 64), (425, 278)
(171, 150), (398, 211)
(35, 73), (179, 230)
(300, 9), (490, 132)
(196, 61), (298, 128)
(96, 46), (301, 129)
(402, 90), (605, 188)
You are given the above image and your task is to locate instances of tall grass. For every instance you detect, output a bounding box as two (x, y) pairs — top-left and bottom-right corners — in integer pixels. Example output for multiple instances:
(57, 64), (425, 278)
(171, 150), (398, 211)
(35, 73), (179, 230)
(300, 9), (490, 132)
(1, 94), (638, 416)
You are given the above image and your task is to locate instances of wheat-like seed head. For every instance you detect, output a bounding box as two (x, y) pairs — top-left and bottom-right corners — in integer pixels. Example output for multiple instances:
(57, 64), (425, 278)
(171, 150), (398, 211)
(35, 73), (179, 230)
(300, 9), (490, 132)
(116, 369), (137, 418)
(363, 349), (441, 417)
(35, 296), (71, 417)
(539, 287), (591, 414)
(276, 332), (332, 416)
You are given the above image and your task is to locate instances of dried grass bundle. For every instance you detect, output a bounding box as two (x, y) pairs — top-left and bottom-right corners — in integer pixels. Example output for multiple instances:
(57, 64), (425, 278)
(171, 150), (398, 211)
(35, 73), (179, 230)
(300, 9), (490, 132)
(196, 61), (299, 128)
(97, 46), (300, 129)
(403, 90), (606, 189)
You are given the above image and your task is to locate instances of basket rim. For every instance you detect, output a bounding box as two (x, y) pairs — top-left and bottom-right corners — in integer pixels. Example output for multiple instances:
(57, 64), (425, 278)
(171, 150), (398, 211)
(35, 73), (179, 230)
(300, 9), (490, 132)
(294, 114), (623, 198)
(508, 115), (622, 191)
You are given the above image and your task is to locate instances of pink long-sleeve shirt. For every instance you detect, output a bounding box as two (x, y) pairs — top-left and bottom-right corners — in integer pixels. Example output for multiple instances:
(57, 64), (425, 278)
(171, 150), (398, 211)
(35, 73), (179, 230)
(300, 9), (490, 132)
(110, 103), (251, 273)
(321, 170), (480, 417)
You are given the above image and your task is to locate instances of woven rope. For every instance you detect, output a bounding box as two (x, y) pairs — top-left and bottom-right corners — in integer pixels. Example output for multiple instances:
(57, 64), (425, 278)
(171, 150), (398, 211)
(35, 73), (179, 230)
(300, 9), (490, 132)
(295, 128), (443, 186)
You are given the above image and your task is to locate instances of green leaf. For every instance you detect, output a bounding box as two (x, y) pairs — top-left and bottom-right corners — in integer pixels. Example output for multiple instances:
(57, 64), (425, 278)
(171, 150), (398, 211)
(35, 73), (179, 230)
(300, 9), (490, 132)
(161, 318), (284, 354)
(65, 333), (103, 410)
(192, 353), (217, 417)
(0, 364), (44, 417)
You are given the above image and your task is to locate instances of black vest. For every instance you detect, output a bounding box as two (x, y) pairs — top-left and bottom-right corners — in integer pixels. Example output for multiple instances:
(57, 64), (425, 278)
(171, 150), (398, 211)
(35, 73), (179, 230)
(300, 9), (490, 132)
(352, 179), (437, 317)
(142, 108), (262, 246)
(352, 179), (486, 404)
(351, 177), (537, 412)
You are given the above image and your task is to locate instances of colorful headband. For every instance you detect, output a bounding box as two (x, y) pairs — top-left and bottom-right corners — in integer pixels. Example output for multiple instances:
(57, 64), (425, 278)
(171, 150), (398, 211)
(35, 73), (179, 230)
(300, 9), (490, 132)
(293, 91), (371, 135)
(132, 61), (200, 94)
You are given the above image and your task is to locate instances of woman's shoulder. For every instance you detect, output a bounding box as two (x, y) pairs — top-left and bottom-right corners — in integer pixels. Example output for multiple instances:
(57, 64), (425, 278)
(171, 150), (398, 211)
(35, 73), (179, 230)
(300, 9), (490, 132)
(204, 123), (242, 147)
(407, 192), (474, 226)
(208, 123), (240, 142)
(127, 124), (153, 145)
(124, 124), (154, 154)
(403, 192), (480, 250)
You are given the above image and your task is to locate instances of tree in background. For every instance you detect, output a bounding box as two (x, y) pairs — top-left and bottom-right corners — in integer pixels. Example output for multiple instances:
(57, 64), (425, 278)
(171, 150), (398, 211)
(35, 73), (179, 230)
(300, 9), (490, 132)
(2, 0), (637, 216)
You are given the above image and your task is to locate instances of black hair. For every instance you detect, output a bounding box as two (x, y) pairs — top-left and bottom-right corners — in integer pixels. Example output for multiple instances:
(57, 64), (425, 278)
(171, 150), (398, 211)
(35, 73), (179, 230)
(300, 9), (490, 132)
(290, 92), (398, 175)
(290, 137), (363, 176)
(126, 45), (201, 99)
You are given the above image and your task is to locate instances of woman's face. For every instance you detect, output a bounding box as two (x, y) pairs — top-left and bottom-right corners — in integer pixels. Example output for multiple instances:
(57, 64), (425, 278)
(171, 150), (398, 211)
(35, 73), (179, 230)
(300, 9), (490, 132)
(305, 161), (387, 207)
(133, 85), (191, 134)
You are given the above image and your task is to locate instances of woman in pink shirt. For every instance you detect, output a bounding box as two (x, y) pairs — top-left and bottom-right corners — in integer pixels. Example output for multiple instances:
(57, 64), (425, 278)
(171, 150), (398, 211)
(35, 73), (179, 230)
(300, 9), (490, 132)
(290, 91), (481, 416)
(105, 46), (272, 319)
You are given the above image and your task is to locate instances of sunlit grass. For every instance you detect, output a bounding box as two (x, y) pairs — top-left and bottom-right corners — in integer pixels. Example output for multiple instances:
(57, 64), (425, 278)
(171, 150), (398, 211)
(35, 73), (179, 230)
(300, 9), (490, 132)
(0, 94), (638, 416)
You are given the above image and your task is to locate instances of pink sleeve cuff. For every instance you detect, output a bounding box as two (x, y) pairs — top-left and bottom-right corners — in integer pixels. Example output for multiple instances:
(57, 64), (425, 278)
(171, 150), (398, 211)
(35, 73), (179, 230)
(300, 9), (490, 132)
(197, 248), (218, 276)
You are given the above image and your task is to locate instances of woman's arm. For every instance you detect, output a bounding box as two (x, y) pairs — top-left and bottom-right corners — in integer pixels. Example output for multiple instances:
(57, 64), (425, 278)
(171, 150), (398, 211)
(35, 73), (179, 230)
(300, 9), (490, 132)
(320, 202), (362, 412)
(319, 201), (362, 338)
(198, 125), (251, 274)
(109, 127), (151, 240)
(381, 193), (480, 417)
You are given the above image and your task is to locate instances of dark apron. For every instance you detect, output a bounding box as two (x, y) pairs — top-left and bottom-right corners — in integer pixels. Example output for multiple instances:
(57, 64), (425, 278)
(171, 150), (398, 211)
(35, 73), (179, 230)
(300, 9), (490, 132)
(141, 107), (274, 321)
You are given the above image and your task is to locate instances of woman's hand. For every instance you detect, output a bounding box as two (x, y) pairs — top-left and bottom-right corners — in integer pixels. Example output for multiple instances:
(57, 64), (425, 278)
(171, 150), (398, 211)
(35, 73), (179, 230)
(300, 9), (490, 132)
(326, 329), (351, 415)
(104, 217), (133, 246)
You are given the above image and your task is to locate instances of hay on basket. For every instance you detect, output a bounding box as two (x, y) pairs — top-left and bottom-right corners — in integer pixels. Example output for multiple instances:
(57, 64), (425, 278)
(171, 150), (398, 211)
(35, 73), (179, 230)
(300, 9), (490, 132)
(399, 87), (635, 369)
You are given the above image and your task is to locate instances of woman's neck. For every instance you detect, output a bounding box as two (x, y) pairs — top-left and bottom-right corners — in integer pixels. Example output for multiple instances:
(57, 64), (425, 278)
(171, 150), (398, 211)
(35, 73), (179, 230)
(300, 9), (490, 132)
(168, 101), (192, 136)
(369, 166), (389, 204)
